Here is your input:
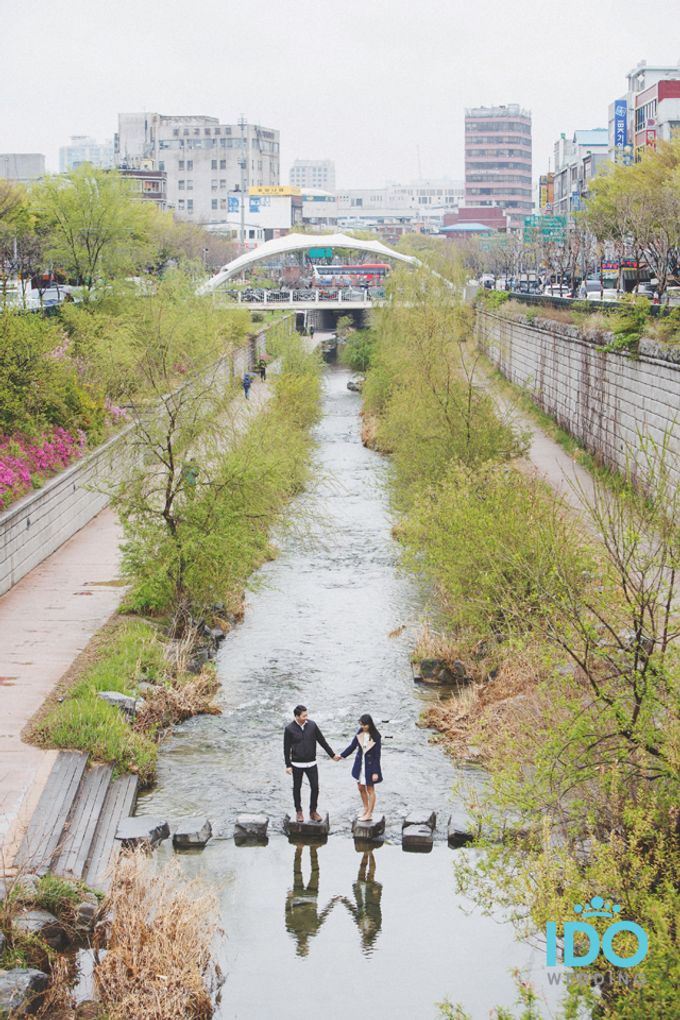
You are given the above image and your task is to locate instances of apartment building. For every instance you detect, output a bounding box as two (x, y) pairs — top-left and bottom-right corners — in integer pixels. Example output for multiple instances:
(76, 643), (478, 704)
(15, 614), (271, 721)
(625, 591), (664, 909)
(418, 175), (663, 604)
(464, 104), (532, 228)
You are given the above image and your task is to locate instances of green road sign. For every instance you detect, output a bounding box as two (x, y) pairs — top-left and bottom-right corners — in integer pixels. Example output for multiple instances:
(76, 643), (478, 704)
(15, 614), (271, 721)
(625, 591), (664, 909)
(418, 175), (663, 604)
(523, 215), (567, 243)
(308, 247), (333, 260)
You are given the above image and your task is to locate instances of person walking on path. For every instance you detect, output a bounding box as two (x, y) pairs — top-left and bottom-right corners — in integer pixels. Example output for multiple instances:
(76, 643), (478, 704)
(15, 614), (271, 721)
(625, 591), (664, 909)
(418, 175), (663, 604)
(242, 371), (252, 399)
(284, 705), (340, 822)
(310, 325), (315, 340)
(339, 713), (382, 821)
(257, 357), (267, 381)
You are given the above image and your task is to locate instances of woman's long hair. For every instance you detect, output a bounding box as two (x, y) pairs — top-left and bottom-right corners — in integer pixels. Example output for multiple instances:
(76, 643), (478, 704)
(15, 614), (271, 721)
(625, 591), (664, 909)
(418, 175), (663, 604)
(359, 713), (380, 742)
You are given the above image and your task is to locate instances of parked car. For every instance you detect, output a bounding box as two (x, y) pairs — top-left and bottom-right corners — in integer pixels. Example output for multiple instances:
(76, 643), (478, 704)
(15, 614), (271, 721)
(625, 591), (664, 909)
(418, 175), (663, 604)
(578, 279), (619, 303)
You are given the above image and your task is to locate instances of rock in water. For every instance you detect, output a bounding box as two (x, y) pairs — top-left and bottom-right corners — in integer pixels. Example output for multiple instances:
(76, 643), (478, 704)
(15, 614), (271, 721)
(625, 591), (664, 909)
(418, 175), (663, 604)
(0, 969), (49, 1017)
(172, 818), (213, 849)
(402, 810), (436, 831)
(402, 824), (434, 853)
(115, 816), (170, 849)
(351, 814), (386, 841)
(283, 813), (330, 838)
(234, 814), (269, 837)
(448, 811), (477, 848)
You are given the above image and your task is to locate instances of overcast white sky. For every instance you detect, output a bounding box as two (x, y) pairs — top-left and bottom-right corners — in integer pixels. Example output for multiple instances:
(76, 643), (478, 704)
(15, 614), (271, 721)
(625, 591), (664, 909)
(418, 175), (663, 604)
(2, 0), (678, 187)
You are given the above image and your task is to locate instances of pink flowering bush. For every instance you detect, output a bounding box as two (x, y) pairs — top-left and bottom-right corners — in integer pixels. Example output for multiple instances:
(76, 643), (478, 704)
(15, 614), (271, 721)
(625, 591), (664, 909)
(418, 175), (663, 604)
(0, 428), (87, 511)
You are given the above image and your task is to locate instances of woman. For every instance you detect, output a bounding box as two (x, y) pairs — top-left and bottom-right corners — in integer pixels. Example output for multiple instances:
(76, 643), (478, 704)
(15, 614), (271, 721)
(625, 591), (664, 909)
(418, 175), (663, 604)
(340, 714), (383, 821)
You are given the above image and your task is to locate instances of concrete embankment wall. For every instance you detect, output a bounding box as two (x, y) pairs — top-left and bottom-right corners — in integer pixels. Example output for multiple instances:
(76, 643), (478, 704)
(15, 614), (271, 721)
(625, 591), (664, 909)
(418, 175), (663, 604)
(476, 307), (680, 486)
(0, 318), (291, 597)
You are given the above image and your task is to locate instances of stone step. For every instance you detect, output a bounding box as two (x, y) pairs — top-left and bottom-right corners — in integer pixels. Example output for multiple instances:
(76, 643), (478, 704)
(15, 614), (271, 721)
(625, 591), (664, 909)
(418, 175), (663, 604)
(14, 751), (89, 875)
(83, 774), (139, 891)
(51, 764), (113, 881)
(283, 812), (330, 838)
(351, 814), (385, 841)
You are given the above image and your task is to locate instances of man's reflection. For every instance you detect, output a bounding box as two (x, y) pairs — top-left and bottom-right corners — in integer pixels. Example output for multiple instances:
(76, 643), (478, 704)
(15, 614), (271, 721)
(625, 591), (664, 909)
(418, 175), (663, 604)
(285, 843), (339, 957)
(339, 849), (383, 954)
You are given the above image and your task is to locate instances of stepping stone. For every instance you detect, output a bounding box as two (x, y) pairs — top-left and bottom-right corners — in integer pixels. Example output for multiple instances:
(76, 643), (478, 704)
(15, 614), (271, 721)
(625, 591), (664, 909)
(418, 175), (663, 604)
(115, 816), (170, 849)
(351, 814), (385, 841)
(402, 810), (436, 831)
(172, 817), (212, 849)
(234, 814), (269, 840)
(0, 969), (49, 1016)
(402, 824), (434, 853)
(13, 909), (67, 950)
(283, 812), (330, 838)
(448, 811), (477, 848)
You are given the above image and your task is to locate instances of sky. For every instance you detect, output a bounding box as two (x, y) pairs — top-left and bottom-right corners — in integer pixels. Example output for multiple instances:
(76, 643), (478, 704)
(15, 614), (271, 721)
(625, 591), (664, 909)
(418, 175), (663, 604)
(1, 0), (678, 188)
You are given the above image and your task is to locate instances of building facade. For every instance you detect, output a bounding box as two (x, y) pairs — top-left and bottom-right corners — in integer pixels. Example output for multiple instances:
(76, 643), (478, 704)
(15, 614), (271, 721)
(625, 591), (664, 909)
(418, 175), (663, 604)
(552, 129), (609, 218)
(335, 178), (463, 237)
(464, 104), (532, 228)
(59, 136), (114, 172)
(118, 167), (167, 210)
(115, 113), (280, 224)
(609, 61), (680, 163)
(289, 159), (336, 191)
(0, 153), (45, 183)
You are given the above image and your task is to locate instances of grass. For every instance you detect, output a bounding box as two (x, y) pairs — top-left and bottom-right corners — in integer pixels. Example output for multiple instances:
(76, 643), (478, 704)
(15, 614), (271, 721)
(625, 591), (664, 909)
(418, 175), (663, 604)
(27, 617), (218, 786)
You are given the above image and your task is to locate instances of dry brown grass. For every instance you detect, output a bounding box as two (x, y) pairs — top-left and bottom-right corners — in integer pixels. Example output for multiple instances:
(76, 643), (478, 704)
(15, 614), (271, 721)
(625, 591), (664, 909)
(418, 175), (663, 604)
(360, 409), (391, 451)
(95, 852), (219, 1020)
(134, 664), (221, 733)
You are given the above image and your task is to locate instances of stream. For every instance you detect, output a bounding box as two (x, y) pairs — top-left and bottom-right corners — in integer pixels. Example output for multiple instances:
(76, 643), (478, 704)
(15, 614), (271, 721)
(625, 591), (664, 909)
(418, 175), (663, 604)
(138, 364), (559, 1019)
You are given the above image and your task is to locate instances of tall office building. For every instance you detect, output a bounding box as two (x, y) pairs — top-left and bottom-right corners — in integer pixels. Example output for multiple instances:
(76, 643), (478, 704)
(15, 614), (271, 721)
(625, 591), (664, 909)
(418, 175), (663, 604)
(464, 104), (532, 228)
(115, 113), (280, 223)
(289, 159), (336, 191)
(59, 136), (114, 172)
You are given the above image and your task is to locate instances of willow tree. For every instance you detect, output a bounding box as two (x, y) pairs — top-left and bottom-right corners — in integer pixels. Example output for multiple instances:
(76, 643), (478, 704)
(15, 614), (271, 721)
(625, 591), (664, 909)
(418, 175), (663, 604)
(33, 165), (158, 295)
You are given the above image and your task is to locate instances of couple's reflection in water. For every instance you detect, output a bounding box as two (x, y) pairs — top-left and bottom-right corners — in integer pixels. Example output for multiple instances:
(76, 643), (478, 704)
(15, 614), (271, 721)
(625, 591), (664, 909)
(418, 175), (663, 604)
(285, 843), (383, 957)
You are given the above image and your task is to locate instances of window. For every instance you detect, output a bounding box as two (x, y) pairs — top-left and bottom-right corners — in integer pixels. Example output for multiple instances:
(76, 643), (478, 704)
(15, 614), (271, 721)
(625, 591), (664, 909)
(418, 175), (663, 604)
(248, 229), (255, 238)
(186, 179), (193, 190)
(183, 129), (189, 137)
(187, 160), (193, 170)
(178, 160), (185, 170)
(193, 128), (200, 136)
(220, 138), (227, 147)
(204, 128), (211, 136)
(211, 159), (217, 170)
(173, 128), (179, 137)
(178, 199), (185, 210)
(187, 199), (194, 212)
(178, 180), (185, 190)
(211, 179), (218, 190)
(220, 159), (226, 169)
(211, 199), (218, 209)
(158, 161), (165, 171)
(220, 179), (226, 189)
(215, 127), (221, 136)
(220, 198), (227, 209)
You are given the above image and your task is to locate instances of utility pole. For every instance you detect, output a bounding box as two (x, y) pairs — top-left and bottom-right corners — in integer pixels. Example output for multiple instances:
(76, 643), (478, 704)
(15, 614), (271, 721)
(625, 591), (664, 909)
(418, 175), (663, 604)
(239, 116), (248, 252)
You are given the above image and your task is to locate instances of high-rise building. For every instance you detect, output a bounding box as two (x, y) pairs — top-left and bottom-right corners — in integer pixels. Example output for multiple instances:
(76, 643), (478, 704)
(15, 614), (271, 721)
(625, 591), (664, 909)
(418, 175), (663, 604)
(59, 136), (114, 172)
(115, 113), (280, 223)
(464, 104), (532, 228)
(289, 159), (336, 191)
(0, 153), (45, 183)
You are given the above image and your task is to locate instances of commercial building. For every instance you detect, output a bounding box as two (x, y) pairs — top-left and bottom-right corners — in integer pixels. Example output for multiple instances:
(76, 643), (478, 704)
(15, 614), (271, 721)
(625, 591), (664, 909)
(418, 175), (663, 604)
(464, 104), (532, 228)
(335, 178), (463, 238)
(59, 136), (114, 172)
(115, 113), (280, 223)
(609, 61), (680, 163)
(552, 129), (609, 218)
(289, 159), (336, 191)
(0, 153), (45, 183)
(442, 206), (509, 234)
(118, 167), (167, 210)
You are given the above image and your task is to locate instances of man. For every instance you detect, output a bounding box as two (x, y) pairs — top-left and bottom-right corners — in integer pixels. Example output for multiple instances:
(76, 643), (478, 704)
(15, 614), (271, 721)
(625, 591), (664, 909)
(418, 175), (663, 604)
(242, 371), (252, 399)
(284, 705), (339, 822)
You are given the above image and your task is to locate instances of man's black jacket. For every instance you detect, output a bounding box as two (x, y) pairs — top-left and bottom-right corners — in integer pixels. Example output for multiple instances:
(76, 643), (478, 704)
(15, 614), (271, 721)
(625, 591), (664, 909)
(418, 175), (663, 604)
(284, 720), (335, 767)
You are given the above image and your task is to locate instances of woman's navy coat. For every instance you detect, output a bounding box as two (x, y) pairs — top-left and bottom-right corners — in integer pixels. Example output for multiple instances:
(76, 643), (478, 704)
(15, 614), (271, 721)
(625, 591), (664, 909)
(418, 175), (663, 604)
(341, 733), (383, 785)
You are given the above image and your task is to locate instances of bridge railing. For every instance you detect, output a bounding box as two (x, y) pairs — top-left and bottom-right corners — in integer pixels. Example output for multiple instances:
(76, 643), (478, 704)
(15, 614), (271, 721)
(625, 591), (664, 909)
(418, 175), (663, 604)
(219, 287), (386, 305)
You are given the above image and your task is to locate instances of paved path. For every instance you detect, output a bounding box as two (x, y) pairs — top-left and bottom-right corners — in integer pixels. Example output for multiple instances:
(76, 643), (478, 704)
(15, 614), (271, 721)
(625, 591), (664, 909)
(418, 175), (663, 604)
(0, 378), (274, 864)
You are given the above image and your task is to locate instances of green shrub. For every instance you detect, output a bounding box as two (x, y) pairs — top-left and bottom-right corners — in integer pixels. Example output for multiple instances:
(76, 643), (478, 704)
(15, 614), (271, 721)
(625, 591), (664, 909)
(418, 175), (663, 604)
(477, 289), (509, 309)
(340, 328), (376, 372)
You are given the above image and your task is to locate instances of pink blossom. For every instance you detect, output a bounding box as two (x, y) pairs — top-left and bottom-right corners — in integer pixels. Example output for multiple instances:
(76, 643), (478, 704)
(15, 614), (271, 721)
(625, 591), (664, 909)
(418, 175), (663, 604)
(0, 428), (88, 511)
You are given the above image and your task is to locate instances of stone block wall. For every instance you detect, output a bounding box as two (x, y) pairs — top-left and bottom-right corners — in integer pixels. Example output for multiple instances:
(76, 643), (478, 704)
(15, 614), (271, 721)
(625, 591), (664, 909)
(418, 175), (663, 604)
(476, 307), (680, 486)
(0, 316), (292, 597)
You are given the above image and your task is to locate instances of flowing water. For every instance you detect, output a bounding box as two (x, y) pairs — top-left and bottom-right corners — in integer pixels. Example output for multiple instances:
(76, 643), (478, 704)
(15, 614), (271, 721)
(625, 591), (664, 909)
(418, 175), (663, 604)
(139, 364), (559, 1019)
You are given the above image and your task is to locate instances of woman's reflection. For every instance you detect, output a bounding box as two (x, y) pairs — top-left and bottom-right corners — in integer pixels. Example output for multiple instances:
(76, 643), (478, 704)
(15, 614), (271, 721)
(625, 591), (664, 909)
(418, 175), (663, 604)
(339, 848), (383, 954)
(284, 843), (340, 957)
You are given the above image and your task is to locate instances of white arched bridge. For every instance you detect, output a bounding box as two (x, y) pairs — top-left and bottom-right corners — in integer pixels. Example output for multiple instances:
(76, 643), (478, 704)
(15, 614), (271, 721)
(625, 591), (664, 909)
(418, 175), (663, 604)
(198, 232), (420, 309)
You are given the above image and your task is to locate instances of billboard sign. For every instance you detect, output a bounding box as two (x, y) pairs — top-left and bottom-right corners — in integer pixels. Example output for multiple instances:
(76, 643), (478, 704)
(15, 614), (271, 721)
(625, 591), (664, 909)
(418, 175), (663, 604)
(614, 99), (627, 150)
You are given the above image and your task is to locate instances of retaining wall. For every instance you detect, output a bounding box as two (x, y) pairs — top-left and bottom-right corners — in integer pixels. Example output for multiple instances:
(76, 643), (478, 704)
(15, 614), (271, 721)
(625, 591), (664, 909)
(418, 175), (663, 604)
(0, 317), (292, 597)
(476, 307), (680, 486)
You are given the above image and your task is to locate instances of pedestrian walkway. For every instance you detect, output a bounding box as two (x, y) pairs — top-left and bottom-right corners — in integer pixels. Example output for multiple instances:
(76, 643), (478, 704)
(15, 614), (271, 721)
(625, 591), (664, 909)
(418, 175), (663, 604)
(0, 379), (273, 865)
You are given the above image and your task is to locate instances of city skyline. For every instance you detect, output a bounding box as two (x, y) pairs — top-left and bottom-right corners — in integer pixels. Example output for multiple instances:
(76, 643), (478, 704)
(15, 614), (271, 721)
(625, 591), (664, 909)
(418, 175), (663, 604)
(1, 0), (678, 190)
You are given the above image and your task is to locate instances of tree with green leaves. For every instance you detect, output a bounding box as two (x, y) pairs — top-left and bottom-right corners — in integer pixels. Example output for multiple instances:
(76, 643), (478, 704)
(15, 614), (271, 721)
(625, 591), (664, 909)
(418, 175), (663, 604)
(33, 165), (157, 296)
